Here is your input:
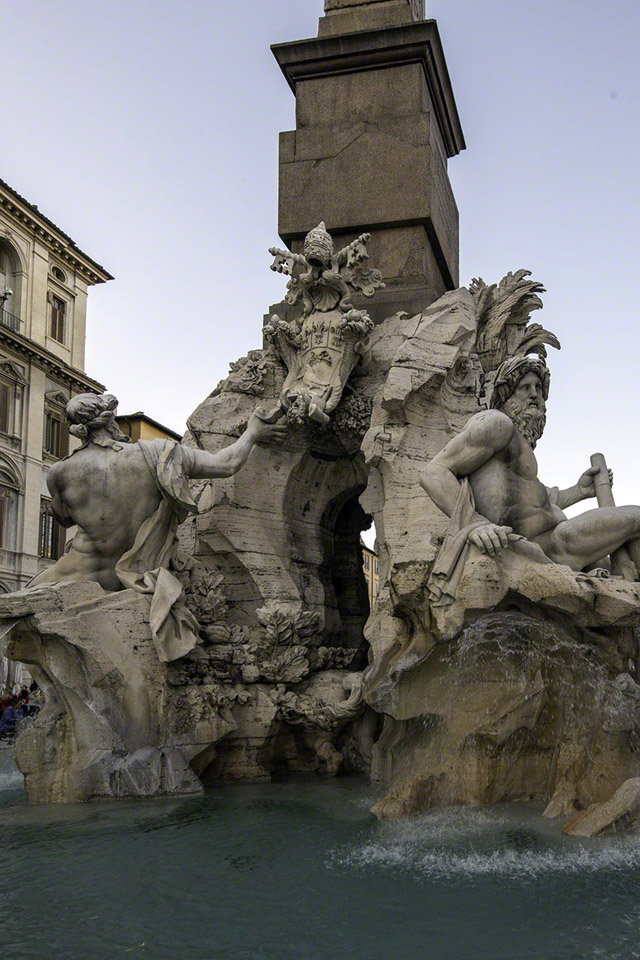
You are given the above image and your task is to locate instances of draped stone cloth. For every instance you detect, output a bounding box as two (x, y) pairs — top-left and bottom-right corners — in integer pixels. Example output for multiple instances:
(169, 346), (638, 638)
(115, 439), (200, 662)
(427, 478), (552, 607)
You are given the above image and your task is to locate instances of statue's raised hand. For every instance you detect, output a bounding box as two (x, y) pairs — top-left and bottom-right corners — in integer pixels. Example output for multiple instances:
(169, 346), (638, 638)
(578, 465), (614, 499)
(468, 523), (513, 557)
(247, 407), (286, 445)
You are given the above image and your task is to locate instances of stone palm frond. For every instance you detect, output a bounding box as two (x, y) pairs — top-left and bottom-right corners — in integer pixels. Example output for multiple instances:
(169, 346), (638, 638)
(470, 270), (560, 372)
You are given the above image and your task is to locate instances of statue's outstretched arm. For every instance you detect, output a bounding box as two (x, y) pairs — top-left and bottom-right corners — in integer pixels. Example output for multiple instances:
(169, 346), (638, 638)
(185, 412), (285, 480)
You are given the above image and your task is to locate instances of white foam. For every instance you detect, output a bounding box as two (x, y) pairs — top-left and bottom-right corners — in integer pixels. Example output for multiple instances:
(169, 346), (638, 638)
(329, 806), (640, 878)
(0, 768), (23, 791)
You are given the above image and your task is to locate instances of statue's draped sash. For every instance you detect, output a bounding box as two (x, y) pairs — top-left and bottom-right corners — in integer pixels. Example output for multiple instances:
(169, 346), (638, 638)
(116, 439), (199, 662)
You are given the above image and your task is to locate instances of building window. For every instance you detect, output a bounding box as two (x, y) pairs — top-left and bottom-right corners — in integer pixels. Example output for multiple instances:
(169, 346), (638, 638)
(44, 410), (69, 459)
(51, 265), (67, 283)
(0, 461), (21, 551)
(0, 363), (26, 439)
(39, 499), (65, 560)
(0, 241), (20, 331)
(0, 487), (12, 549)
(375, 559), (379, 575)
(364, 552), (370, 570)
(0, 381), (10, 434)
(50, 295), (66, 343)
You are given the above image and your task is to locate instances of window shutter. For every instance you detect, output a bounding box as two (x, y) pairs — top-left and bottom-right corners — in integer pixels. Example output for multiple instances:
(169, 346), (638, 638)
(0, 382), (10, 433)
(60, 422), (69, 458)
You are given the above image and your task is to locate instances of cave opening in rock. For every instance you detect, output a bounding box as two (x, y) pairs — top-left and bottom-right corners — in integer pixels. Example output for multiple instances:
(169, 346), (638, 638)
(320, 489), (375, 669)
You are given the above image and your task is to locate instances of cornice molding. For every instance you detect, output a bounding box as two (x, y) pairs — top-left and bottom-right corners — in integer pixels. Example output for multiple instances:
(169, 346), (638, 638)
(272, 20), (465, 158)
(0, 327), (104, 394)
(0, 184), (113, 286)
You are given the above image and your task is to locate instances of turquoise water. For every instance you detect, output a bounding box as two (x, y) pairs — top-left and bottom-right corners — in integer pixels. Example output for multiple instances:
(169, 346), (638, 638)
(1, 752), (640, 960)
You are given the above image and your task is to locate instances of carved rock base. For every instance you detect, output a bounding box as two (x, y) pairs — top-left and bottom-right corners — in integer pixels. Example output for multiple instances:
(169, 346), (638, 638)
(0, 583), (235, 802)
(367, 604), (640, 821)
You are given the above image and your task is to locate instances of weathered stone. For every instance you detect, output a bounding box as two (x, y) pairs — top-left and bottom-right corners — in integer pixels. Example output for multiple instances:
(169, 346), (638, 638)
(563, 779), (640, 837)
(544, 779), (578, 819)
(320, 0), (424, 38)
(0, 583), (230, 801)
(371, 773), (444, 820)
(272, 21), (465, 311)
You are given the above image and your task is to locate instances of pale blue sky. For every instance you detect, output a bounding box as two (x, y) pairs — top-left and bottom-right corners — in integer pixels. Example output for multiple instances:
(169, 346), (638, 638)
(2, 0), (639, 503)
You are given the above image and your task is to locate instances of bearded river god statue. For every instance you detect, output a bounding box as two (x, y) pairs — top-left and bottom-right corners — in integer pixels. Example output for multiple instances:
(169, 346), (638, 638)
(356, 271), (640, 834)
(421, 355), (640, 607)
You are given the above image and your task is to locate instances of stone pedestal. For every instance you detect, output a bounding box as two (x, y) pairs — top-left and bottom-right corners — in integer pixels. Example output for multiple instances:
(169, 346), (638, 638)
(272, 12), (465, 321)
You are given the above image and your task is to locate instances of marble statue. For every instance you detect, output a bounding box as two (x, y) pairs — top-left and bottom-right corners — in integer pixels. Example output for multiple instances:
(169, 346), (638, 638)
(265, 222), (384, 425)
(31, 392), (284, 661)
(421, 355), (640, 606)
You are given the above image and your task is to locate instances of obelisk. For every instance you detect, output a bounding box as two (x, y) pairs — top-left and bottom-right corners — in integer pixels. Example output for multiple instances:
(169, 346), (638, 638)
(272, 0), (465, 319)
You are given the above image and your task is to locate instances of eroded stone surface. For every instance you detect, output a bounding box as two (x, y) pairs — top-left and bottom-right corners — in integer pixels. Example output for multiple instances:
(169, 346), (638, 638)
(359, 276), (640, 824)
(563, 778), (640, 837)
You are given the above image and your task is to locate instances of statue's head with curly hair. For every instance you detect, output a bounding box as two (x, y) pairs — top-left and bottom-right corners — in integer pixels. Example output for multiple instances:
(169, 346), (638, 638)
(65, 393), (131, 450)
(490, 356), (549, 448)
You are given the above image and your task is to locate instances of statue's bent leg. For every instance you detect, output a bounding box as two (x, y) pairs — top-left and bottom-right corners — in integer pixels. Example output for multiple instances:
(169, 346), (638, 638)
(535, 506), (640, 572)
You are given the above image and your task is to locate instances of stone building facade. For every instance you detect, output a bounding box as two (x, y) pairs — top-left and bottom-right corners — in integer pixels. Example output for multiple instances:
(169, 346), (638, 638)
(115, 412), (181, 444)
(0, 178), (109, 685)
(361, 539), (379, 607)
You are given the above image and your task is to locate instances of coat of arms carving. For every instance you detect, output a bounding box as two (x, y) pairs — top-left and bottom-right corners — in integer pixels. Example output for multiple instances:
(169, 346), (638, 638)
(264, 222), (384, 425)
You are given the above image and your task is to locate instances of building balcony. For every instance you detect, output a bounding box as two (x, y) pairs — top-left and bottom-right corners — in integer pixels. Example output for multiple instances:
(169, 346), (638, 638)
(0, 308), (21, 333)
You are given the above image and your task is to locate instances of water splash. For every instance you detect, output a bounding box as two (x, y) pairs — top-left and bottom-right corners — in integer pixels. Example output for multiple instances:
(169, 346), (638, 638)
(0, 761), (23, 792)
(329, 804), (640, 879)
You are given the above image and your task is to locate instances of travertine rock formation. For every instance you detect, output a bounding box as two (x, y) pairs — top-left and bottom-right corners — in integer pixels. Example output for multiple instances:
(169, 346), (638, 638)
(3, 265), (640, 834)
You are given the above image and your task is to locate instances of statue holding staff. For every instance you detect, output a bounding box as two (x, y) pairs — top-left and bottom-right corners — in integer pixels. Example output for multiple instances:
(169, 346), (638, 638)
(421, 356), (640, 605)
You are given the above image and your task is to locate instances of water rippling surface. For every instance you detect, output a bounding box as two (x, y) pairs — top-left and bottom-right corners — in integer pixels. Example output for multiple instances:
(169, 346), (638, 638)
(1, 751), (640, 960)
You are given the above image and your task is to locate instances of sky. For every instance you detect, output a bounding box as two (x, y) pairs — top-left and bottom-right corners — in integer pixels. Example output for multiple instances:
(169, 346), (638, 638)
(2, 0), (640, 505)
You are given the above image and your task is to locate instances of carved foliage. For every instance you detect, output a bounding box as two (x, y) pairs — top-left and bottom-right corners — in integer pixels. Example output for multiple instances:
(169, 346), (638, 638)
(470, 270), (560, 373)
(240, 606), (323, 684)
(330, 392), (373, 438)
(270, 674), (365, 731)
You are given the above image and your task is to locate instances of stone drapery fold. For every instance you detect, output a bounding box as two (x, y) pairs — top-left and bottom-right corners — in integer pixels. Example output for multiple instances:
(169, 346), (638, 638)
(116, 439), (200, 662)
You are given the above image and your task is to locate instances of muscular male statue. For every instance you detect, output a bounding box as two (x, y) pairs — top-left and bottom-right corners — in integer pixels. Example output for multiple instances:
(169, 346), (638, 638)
(31, 393), (284, 660)
(421, 356), (640, 575)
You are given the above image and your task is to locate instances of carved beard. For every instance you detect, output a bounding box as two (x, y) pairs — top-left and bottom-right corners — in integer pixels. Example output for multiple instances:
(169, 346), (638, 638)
(504, 397), (546, 448)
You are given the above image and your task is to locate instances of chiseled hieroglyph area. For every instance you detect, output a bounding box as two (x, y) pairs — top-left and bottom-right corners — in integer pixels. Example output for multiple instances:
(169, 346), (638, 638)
(3, 245), (640, 836)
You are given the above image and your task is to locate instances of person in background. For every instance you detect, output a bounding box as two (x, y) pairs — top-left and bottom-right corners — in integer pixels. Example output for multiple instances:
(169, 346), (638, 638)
(0, 697), (20, 737)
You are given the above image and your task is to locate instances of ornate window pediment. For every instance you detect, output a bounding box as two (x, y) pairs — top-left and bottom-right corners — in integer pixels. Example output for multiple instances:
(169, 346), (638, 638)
(45, 389), (69, 408)
(0, 361), (28, 387)
(0, 455), (22, 491)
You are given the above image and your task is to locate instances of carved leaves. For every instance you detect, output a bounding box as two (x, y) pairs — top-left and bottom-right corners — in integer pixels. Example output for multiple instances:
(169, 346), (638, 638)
(245, 606), (322, 684)
(470, 270), (560, 373)
(270, 674), (365, 730)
